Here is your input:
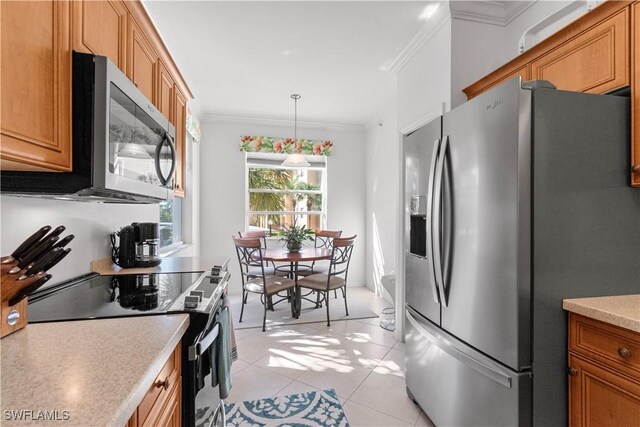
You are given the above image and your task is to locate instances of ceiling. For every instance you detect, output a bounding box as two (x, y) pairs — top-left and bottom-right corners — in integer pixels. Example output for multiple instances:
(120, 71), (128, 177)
(143, 1), (430, 125)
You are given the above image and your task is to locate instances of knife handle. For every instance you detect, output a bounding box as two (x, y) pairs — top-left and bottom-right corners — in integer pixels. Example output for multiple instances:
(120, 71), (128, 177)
(8, 274), (52, 306)
(45, 225), (66, 241)
(52, 234), (74, 250)
(17, 236), (59, 270)
(3, 225), (52, 263)
(19, 247), (63, 280)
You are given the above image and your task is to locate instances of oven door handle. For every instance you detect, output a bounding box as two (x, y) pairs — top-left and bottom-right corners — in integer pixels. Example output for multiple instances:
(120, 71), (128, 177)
(188, 323), (219, 361)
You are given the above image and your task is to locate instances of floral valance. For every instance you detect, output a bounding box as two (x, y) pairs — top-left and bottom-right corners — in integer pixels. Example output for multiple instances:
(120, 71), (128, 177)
(240, 136), (333, 156)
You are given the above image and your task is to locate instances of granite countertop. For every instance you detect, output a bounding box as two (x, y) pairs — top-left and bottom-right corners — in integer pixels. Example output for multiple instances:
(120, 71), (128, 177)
(563, 294), (640, 333)
(91, 256), (222, 276)
(1, 314), (189, 426)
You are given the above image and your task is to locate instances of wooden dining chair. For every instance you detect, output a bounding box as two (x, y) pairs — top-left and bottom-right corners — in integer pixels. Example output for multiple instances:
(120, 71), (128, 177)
(297, 235), (356, 326)
(232, 236), (296, 331)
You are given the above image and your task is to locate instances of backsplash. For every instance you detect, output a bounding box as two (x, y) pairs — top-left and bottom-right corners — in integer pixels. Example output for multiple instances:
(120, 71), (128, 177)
(0, 196), (158, 285)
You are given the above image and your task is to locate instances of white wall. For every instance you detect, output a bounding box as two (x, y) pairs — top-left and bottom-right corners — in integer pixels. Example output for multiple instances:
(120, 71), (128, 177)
(0, 197), (158, 285)
(397, 17), (452, 131)
(364, 105), (399, 297)
(199, 118), (366, 295)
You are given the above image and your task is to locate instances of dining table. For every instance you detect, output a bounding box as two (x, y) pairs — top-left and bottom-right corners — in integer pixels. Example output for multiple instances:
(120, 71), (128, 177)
(261, 247), (332, 318)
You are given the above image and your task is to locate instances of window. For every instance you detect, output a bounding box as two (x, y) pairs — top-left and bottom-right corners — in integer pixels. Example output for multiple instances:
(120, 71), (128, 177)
(245, 154), (327, 234)
(159, 198), (183, 247)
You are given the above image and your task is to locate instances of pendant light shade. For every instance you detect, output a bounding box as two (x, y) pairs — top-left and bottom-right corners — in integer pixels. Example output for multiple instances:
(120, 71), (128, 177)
(282, 94), (310, 167)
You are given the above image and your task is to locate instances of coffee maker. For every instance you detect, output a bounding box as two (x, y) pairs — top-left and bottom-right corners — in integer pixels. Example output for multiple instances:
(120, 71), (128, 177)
(111, 222), (162, 268)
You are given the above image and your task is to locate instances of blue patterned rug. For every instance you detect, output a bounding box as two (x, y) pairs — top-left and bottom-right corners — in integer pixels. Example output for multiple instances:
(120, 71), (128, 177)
(224, 389), (350, 427)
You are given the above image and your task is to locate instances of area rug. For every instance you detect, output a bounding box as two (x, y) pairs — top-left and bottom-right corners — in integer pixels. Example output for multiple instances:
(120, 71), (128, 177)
(224, 389), (349, 427)
(230, 286), (382, 330)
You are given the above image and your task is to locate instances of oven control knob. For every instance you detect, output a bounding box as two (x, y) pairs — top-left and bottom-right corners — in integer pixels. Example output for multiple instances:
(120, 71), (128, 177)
(189, 290), (205, 302)
(184, 295), (199, 309)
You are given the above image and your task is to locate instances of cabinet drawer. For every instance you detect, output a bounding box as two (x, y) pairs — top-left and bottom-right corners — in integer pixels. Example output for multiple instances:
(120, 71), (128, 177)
(570, 314), (640, 378)
(137, 342), (181, 426)
(531, 8), (629, 94)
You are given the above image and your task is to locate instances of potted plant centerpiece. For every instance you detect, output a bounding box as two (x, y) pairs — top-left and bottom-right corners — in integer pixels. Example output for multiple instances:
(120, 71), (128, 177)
(279, 222), (314, 253)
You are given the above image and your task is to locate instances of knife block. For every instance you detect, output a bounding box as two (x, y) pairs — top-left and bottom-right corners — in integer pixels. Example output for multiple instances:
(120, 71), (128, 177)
(0, 298), (27, 338)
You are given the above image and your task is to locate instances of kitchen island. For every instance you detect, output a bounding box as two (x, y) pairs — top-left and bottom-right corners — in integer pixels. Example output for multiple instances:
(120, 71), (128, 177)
(0, 314), (189, 426)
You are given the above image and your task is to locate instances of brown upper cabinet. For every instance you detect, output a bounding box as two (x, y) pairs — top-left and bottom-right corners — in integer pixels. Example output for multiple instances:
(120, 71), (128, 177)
(173, 88), (187, 198)
(127, 15), (157, 104)
(1, 0), (193, 196)
(157, 61), (175, 123)
(72, 0), (128, 72)
(1, 0), (72, 172)
(464, 0), (639, 187)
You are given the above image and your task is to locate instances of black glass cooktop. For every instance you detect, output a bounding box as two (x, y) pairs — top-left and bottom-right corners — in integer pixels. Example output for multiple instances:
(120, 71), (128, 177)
(28, 272), (208, 323)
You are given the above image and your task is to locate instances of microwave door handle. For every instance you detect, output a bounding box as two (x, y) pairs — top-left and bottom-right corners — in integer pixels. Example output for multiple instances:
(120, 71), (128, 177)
(154, 132), (177, 186)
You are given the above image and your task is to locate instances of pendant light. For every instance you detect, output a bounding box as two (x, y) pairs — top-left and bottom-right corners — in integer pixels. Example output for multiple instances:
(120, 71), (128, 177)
(282, 94), (310, 167)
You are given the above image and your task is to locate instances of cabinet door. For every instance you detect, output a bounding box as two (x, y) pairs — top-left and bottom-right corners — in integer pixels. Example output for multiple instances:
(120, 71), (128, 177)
(127, 16), (156, 103)
(569, 353), (640, 427)
(632, 2), (640, 186)
(531, 8), (629, 94)
(157, 61), (175, 123)
(173, 88), (187, 198)
(72, 0), (127, 72)
(1, 1), (72, 171)
(154, 380), (181, 427)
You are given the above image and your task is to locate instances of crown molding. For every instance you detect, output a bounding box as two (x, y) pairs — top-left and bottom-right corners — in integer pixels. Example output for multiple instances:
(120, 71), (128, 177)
(201, 113), (365, 131)
(449, 0), (537, 26)
(387, 11), (451, 75)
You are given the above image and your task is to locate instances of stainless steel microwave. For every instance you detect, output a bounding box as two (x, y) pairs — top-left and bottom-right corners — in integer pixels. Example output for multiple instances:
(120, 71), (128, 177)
(1, 52), (176, 203)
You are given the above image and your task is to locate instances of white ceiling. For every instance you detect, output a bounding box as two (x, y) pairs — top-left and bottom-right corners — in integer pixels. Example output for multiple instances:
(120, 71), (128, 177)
(143, 1), (430, 125)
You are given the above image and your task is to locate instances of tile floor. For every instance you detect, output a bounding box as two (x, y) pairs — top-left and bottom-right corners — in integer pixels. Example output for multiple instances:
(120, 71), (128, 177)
(227, 317), (436, 427)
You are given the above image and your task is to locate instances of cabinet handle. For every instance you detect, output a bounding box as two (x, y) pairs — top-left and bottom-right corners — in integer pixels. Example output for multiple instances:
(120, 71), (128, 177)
(568, 367), (578, 377)
(618, 347), (632, 360)
(155, 377), (170, 390)
(632, 165), (640, 174)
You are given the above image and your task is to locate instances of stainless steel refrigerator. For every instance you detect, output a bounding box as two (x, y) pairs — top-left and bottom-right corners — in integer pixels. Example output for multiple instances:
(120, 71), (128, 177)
(404, 78), (640, 426)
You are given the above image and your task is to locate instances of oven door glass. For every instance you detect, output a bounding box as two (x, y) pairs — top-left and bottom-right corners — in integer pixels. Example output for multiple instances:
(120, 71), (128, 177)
(108, 83), (176, 188)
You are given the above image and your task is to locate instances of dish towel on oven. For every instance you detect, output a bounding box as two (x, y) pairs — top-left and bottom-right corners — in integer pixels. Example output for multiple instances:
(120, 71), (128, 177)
(222, 292), (239, 362)
(211, 305), (233, 399)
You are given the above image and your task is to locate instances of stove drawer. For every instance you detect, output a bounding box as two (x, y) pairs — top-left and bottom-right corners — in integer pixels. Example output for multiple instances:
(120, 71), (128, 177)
(128, 340), (182, 427)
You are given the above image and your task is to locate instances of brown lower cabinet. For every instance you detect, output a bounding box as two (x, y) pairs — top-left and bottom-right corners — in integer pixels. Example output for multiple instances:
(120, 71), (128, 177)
(568, 314), (640, 426)
(128, 341), (182, 427)
(464, 0), (640, 187)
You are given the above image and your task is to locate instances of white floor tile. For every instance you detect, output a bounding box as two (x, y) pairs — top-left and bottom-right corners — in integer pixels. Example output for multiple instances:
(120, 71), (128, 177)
(253, 351), (310, 380)
(231, 359), (250, 376)
(342, 400), (413, 426)
(349, 370), (421, 424)
(296, 362), (372, 400)
(415, 410), (436, 427)
(373, 347), (405, 378)
(225, 364), (292, 404)
(236, 334), (285, 363)
(273, 380), (323, 398)
(346, 323), (397, 348)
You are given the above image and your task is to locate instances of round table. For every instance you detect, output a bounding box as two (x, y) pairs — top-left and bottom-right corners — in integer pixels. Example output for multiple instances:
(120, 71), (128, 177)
(262, 247), (332, 318)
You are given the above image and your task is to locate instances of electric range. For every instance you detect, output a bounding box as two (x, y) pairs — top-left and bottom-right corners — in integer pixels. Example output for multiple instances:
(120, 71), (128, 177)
(28, 257), (230, 427)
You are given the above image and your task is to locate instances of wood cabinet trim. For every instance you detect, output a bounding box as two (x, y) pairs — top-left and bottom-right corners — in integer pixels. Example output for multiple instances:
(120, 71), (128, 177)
(632, 2), (640, 185)
(173, 87), (187, 198)
(463, 0), (632, 98)
(123, 0), (193, 100)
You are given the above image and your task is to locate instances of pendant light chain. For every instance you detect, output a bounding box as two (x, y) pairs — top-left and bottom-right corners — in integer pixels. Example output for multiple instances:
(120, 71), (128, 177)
(291, 94), (301, 140)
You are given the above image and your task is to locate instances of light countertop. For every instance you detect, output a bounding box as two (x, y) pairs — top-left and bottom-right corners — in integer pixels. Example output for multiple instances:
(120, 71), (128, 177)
(1, 314), (189, 426)
(563, 294), (640, 333)
(91, 256), (223, 276)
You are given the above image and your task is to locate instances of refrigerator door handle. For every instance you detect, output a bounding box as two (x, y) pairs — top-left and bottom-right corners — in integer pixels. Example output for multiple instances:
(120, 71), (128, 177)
(425, 138), (442, 304)
(432, 135), (448, 306)
(406, 306), (513, 388)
